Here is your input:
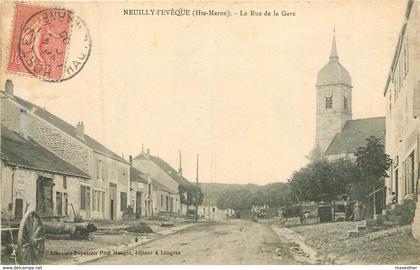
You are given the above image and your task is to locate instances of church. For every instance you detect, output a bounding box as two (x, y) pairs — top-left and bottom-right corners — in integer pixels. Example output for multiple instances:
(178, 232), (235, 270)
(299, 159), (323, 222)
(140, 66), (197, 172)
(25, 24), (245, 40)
(309, 32), (385, 161)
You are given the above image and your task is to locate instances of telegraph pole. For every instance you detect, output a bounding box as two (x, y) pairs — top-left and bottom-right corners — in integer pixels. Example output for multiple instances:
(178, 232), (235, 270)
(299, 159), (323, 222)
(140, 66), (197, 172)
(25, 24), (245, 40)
(195, 153), (199, 222)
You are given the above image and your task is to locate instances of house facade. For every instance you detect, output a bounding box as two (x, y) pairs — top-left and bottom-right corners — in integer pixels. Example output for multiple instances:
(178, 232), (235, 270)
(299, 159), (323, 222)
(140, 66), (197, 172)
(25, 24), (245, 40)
(1, 80), (131, 220)
(384, 0), (420, 206)
(1, 125), (90, 220)
(152, 179), (178, 214)
(132, 149), (190, 214)
(197, 205), (232, 220)
(129, 164), (151, 218)
(382, 0), (420, 240)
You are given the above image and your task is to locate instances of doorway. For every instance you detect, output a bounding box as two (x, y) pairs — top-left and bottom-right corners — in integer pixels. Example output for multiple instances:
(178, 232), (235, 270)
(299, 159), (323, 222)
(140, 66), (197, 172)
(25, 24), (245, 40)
(136, 192), (142, 218)
(110, 200), (114, 220)
(109, 183), (117, 220)
(36, 176), (54, 216)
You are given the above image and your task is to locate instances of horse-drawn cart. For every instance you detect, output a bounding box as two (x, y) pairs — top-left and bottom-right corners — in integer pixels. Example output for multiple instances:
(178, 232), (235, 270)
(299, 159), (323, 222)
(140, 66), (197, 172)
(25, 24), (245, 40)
(1, 210), (46, 264)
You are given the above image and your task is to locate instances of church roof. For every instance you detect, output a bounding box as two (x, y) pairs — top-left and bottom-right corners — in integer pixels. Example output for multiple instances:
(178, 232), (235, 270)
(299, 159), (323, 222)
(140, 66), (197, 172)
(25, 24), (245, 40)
(317, 32), (352, 87)
(325, 117), (385, 156)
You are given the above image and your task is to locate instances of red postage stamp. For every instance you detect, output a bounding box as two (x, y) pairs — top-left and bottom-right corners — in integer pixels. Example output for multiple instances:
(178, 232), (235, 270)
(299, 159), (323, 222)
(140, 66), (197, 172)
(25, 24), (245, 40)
(7, 3), (91, 82)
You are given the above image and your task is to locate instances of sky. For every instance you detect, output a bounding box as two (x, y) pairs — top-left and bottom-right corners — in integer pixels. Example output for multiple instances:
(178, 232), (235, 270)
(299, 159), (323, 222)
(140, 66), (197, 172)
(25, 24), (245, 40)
(0, 0), (408, 185)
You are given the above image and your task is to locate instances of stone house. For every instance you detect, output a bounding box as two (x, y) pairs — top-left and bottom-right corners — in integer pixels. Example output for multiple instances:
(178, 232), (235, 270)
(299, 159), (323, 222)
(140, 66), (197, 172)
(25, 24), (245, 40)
(1, 125), (90, 220)
(129, 164), (151, 218)
(197, 205), (231, 220)
(382, 0), (420, 240)
(1, 80), (131, 220)
(132, 149), (191, 214)
(384, 0), (420, 206)
(152, 179), (178, 214)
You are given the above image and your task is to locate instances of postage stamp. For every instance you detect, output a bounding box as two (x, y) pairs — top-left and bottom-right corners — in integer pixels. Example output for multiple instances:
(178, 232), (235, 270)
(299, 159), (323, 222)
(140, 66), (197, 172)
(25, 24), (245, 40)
(7, 3), (91, 82)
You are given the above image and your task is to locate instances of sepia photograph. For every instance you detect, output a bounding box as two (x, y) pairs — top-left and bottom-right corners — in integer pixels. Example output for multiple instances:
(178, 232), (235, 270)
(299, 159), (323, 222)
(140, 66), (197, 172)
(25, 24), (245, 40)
(0, 0), (419, 268)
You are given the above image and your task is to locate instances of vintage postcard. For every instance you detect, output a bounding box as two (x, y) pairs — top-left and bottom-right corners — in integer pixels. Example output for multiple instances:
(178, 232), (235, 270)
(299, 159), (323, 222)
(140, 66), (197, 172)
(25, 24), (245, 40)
(0, 0), (419, 268)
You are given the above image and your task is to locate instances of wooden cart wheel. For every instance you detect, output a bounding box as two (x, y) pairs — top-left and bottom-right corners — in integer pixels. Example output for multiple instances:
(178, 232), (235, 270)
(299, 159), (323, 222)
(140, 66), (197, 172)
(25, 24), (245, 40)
(17, 210), (45, 264)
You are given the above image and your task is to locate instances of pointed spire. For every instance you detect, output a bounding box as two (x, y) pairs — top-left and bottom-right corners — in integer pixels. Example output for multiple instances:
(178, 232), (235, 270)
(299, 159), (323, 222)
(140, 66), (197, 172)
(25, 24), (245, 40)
(330, 27), (339, 62)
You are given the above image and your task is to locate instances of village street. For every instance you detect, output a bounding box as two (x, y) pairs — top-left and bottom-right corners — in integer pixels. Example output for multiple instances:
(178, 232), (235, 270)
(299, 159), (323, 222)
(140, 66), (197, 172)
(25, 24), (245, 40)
(87, 219), (298, 265)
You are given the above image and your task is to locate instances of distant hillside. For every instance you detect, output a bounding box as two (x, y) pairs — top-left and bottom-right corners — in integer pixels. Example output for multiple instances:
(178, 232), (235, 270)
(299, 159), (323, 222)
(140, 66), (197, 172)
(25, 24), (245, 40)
(198, 183), (249, 205)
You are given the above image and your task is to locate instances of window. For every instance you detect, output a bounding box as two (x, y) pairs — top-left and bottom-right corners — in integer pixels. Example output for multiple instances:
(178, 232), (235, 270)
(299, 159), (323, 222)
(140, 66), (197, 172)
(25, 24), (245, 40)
(97, 159), (103, 180)
(93, 190), (105, 212)
(56, 192), (62, 216)
(63, 176), (67, 189)
(93, 190), (97, 211)
(344, 97), (348, 109)
(166, 196), (169, 211)
(325, 96), (333, 109)
(148, 183), (152, 194)
(81, 186), (86, 210)
(64, 193), (68, 216)
(120, 192), (127, 211)
(81, 186), (91, 210)
(161, 194), (163, 206)
(405, 151), (415, 195)
(97, 191), (101, 211)
(102, 192), (105, 212)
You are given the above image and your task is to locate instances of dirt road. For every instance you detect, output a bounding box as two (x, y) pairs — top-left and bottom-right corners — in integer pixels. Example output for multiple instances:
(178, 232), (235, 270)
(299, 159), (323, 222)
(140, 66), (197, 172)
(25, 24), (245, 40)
(88, 219), (298, 264)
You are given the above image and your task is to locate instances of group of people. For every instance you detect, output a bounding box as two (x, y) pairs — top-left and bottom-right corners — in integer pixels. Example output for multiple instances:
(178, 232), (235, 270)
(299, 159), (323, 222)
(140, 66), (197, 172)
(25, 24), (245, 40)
(343, 198), (365, 221)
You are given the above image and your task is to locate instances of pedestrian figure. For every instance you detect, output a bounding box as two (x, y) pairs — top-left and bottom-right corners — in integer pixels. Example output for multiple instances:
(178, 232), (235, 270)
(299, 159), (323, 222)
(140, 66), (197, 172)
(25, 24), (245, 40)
(353, 200), (362, 221)
(344, 198), (352, 221)
(391, 192), (397, 209)
(278, 208), (287, 228)
(299, 207), (307, 225)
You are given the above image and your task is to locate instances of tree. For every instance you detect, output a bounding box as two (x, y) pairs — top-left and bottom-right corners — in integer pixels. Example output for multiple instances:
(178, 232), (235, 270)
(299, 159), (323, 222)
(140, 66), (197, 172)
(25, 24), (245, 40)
(211, 183), (296, 213)
(251, 183), (295, 207)
(179, 184), (204, 208)
(216, 187), (253, 211)
(355, 136), (392, 215)
(288, 158), (359, 202)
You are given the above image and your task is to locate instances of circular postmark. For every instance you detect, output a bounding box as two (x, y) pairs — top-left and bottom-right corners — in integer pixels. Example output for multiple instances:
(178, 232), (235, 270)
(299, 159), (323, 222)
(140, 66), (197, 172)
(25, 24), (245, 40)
(18, 8), (91, 82)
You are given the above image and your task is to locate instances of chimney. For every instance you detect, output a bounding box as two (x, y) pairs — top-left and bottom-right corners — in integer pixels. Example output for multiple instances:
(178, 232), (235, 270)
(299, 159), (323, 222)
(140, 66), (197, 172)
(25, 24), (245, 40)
(76, 121), (85, 139)
(129, 155), (133, 164)
(5, 79), (14, 96)
(147, 149), (150, 155)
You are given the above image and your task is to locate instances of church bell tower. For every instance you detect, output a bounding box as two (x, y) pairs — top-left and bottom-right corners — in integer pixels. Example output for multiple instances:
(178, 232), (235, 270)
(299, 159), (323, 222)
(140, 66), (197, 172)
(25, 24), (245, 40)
(311, 31), (353, 161)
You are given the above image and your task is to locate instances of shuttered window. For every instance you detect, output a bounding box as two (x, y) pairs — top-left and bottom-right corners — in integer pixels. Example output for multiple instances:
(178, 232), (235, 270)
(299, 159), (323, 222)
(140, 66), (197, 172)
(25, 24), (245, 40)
(120, 192), (127, 211)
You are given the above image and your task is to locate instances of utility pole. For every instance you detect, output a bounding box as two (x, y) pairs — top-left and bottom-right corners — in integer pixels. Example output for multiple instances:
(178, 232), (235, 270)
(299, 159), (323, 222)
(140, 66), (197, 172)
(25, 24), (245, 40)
(195, 153), (199, 222)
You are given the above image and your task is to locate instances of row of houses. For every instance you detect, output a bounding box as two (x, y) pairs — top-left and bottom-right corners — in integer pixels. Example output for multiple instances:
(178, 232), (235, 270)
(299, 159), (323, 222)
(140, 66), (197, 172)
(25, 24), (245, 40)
(0, 81), (194, 221)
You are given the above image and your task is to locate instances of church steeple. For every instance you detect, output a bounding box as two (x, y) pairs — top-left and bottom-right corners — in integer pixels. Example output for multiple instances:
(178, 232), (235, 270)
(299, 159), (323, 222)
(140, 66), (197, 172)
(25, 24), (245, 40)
(311, 28), (353, 162)
(329, 29), (338, 62)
